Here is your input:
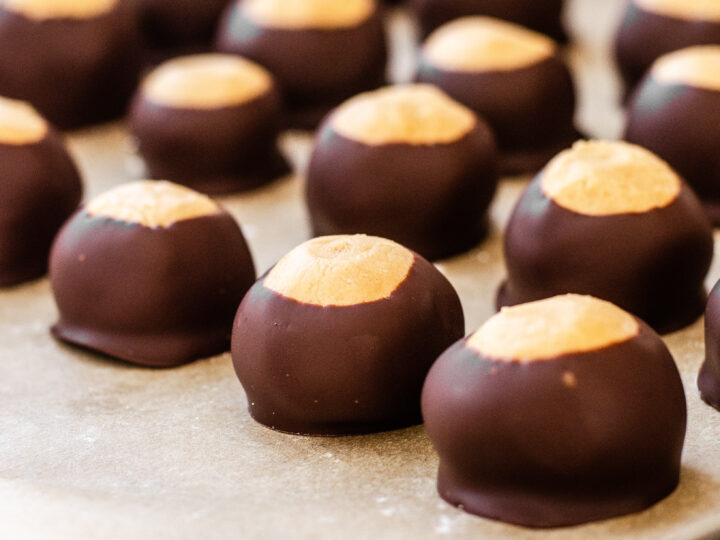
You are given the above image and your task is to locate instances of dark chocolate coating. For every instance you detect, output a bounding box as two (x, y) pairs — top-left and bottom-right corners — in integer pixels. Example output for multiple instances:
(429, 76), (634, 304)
(409, 0), (567, 42)
(50, 210), (256, 367)
(625, 76), (720, 225)
(699, 280), (720, 409)
(306, 122), (498, 261)
(498, 179), (714, 333)
(215, 2), (387, 130)
(134, 0), (230, 59)
(421, 322), (686, 528)
(0, 130), (82, 287)
(232, 254), (464, 435)
(416, 54), (578, 176)
(129, 86), (290, 195)
(615, 3), (720, 97)
(0, 3), (142, 130)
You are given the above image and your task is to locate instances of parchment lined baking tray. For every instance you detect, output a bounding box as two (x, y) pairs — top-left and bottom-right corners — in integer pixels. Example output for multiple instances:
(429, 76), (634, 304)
(3, 1), (720, 538)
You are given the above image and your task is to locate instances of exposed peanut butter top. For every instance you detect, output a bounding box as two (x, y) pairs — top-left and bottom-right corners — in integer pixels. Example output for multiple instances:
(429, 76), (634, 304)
(264, 235), (415, 306)
(424, 17), (556, 72)
(331, 84), (476, 146)
(541, 140), (681, 216)
(468, 294), (639, 361)
(0, 96), (48, 145)
(142, 54), (273, 110)
(652, 46), (720, 92)
(241, 0), (374, 29)
(86, 181), (220, 228)
(3, 0), (117, 20)
(634, 0), (720, 22)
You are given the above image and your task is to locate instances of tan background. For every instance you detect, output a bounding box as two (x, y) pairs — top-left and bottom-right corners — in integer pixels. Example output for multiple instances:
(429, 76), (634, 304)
(3, 1), (720, 538)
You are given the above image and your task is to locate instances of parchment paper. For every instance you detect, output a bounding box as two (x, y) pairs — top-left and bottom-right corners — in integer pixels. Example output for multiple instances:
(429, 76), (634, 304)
(3, 1), (720, 538)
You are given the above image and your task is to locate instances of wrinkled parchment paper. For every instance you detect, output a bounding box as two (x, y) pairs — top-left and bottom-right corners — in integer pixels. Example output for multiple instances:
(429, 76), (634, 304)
(3, 1), (720, 538)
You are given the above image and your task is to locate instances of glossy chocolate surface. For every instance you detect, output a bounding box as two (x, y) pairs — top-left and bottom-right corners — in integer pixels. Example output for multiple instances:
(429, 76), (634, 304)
(409, 0), (566, 42)
(498, 178), (713, 333)
(625, 77), (720, 225)
(0, 131), (82, 287)
(416, 55), (578, 176)
(615, 4), (720, 96)
(215, 3), (387, 130)
(422, 322), (686, 527)
(699, 280), (720, 409)
(232, 254), (464, 435)
(50, 210), (256, 367)
(129, 87), (290, 195)
(306, 124), (497, 261)
(0, 3), (142, 130)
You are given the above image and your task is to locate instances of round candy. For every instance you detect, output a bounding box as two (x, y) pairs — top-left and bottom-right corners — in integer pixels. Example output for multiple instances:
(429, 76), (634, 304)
(615, 0), (720, 95)
(498, 140), (713, 333)
(699, 280), (720, 409)
(306, 84), (497, 261)
(625, 46), (720, 225)
(0, 96), (82, 286)
(416, 17), (577, 175)
(216, 0), (387, 129)
(422, 294), (686, 527)
(232, 234), (464, 435)
(50, 181), (256, 367)
(130, 54), (289, 195)
(0, 0), (142, 129)
(408, 0), (566, 42)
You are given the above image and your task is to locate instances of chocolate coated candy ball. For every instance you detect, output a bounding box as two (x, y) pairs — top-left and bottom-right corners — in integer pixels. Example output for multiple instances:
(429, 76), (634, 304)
(423, 294), (686, 527)
(232, 234), (464, 435)
(625, 46), (720, 225)
(130, 54), (289, 195)
(50, 181), (256, 367)
(498, 140), (713, 333)
(216, 0), (387, 129)
(416, 17), (577, 175)
(699, 280), (720, 409)
(0, 0), (142, 129)
(306, 84), (497, 261)
(615, 0), (720, 95)
(0, 97), (82, 286)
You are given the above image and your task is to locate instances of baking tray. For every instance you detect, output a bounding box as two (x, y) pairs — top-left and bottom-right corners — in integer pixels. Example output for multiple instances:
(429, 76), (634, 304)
(3, 1), (720, 538)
